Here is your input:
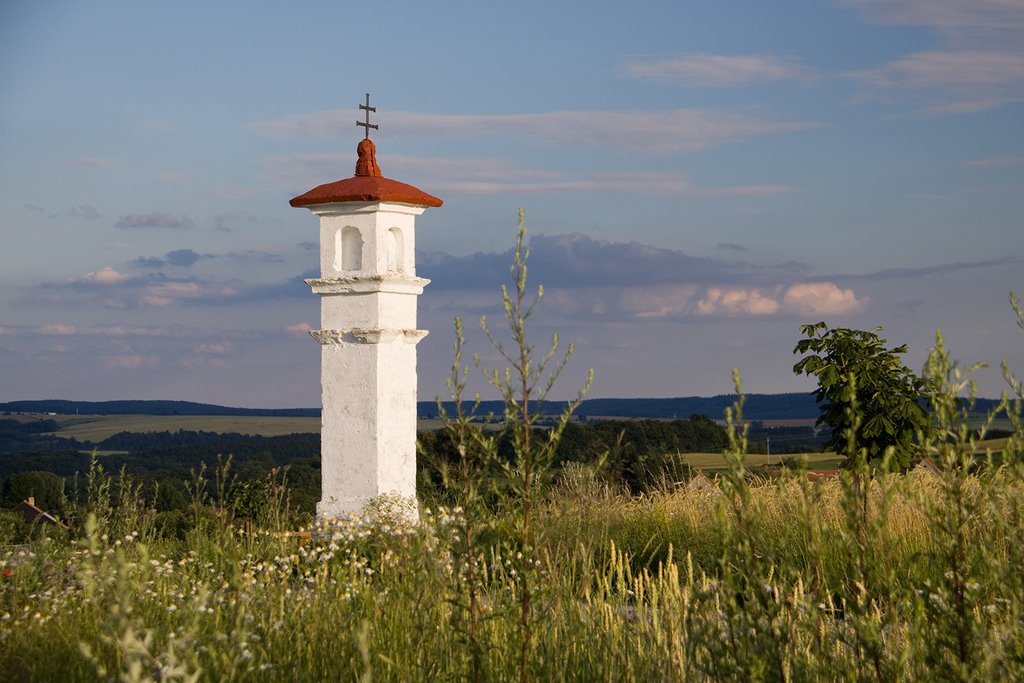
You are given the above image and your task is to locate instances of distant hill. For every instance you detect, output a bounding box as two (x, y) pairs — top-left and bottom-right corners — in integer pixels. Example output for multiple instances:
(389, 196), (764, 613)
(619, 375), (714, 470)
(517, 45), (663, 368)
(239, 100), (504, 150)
(1, 394), (1007, 422)
(0, 400), (319, 418)
(421, 394), (822, 420)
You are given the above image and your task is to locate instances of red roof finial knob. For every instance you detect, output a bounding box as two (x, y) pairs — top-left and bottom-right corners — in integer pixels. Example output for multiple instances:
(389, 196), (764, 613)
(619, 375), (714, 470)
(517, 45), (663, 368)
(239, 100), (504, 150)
(355, 138), (381, 177)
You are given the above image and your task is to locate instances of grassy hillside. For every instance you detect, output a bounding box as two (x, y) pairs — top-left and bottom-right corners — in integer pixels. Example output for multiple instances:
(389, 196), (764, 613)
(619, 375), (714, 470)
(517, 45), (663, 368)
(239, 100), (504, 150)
(47, 415), (321, 441)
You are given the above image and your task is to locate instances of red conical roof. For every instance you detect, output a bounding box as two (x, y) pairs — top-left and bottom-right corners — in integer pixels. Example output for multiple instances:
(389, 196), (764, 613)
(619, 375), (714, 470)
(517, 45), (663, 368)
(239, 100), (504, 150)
(289, 139), (442, 208)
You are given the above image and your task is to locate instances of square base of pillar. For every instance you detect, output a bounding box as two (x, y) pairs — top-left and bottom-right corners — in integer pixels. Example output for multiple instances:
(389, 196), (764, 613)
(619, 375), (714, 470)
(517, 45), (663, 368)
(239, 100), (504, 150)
(316, 493), (419, 524)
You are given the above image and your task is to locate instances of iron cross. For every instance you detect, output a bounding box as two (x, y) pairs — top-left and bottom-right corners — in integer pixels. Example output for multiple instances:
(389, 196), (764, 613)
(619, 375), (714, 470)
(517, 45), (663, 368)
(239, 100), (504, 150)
(356, 93), (378, 139)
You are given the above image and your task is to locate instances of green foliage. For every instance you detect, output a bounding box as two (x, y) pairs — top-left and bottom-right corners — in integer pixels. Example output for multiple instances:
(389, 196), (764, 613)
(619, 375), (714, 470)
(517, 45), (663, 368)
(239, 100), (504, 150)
(1, 470), (66, 512)
(0, 509), (28, 544)
(793, 321), (931, 469)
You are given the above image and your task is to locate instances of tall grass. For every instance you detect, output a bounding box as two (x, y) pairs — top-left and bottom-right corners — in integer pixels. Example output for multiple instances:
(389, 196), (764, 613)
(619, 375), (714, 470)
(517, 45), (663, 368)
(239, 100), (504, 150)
(4, 462), (1022, 680)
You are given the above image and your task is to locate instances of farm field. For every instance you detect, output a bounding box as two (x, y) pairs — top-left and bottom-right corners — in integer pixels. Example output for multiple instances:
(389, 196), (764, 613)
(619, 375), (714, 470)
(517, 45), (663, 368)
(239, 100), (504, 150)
(678, 451), (842, 471)
(48, 414), (322, 441)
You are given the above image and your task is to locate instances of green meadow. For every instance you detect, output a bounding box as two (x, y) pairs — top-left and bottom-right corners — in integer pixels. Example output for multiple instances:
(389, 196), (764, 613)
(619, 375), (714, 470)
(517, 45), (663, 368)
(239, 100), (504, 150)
(48, 415), (322, 442)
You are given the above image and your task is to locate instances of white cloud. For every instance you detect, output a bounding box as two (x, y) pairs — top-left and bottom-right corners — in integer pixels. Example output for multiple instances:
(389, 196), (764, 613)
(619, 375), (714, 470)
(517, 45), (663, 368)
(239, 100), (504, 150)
(850, 50), (1024, 87)
(268, 153), (790, 198)
(39, 323), (77, 335)
(697, 287), (780, 316)
(430, 172), (791, 197)
(141, 282), (203, 306)
(254, 108), (823, 155)
(924, 96), (1024, 114)
(840, 0), (1024, 34)
(781, 282), (864, 316)
(83, 267), (129, 285)
(543, 284), (700, 320)
(619, 53), (814, 85)
(842, 2), (1024, 115)
(673, 283), (865, 319)
(37, 324), (168, 337)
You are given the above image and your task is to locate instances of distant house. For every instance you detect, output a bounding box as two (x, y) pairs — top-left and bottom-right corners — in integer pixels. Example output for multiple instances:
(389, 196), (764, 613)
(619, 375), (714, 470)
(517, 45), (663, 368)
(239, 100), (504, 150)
(9, 497), (67, 529)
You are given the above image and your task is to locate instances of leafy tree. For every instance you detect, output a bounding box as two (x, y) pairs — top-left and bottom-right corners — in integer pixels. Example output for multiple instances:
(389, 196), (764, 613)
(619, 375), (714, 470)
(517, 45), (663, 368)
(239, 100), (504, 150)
(1, 470), (67, 512)
(793, 322), (930, 470)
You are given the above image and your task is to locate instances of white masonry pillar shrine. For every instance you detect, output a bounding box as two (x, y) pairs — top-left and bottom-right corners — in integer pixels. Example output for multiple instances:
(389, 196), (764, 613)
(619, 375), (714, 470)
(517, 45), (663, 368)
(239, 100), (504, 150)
(289, 115), (442, 521)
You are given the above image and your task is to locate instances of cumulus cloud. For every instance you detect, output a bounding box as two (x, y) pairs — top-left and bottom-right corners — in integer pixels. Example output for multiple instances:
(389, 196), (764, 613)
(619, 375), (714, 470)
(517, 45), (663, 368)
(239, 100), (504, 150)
(285, 322), (313, 335)
(254, 108), (823, 156)
(136, 249), (205, 269)
(618, 53), (814, 85)
(82, 267), (129, 284)
(50, 267), (248, 309)
(781, 282), (864, 316)
(165, 249), (203, 267)
(141, 282), (204, 306)
(420, 233), (860, 322)
(540, 284), (701, 321)
(422, 233), (809, 292)
(697, 288), (780, 316)
(115, 212), (193, 229)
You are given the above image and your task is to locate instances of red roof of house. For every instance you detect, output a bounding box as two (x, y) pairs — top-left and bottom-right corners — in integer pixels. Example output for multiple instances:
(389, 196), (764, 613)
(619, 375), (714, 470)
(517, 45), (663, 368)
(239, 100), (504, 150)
(289, 138), (442, 208)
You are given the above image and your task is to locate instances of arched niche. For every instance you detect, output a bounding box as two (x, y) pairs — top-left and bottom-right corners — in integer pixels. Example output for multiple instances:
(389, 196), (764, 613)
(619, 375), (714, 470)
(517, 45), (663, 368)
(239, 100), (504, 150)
(386, 227), (405, 273)
(340, 226), (362, 272)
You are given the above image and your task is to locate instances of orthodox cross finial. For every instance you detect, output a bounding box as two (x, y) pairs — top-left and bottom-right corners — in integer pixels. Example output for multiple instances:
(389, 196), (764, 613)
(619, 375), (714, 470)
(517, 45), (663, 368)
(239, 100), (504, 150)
(356, 93), (378, 140)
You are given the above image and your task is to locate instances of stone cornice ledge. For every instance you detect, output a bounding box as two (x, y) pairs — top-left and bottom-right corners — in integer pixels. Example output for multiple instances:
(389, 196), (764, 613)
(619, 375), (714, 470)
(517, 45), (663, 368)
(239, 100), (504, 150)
(309, 328), (429, 345)
(306, 275), (430, 295)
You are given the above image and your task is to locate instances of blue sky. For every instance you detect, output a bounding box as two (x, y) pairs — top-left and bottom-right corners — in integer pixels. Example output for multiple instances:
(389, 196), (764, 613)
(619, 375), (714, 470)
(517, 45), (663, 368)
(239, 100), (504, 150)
(1, 0), (1021, 407)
